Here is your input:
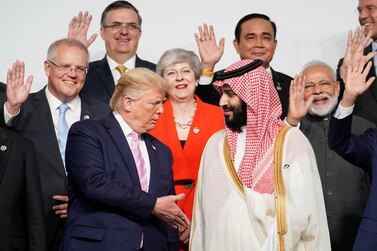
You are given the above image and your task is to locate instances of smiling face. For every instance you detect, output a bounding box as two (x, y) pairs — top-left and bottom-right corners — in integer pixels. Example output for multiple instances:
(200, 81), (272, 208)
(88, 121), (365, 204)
(100, 8), (141, 62)
(163, 62), (196, 103)
(358, 0), (377, 40)
(303, 65), (340, 116)
(44, 43), (88, 103)
(233, 18), (277, 68)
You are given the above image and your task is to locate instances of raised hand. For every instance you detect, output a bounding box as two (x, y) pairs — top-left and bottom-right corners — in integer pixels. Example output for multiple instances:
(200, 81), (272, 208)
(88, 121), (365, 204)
(341, 53), (375, 107)
(152, 193), (190, 229)
(6, 60), (33, 115)
(286, 73), (314, 126)
(68, 11), (98, 48)
(194, 23), (225, 70)
(339, 27), (375, 81)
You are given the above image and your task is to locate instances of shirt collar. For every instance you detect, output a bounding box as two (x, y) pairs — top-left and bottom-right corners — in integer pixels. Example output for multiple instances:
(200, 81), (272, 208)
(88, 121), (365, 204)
(45, 86), (80, 111)
(106, 55), (137, 71)
(113, 111), (137, 138)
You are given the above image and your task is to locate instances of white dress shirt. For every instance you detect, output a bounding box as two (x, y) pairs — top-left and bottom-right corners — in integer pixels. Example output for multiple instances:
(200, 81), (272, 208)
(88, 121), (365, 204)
(113, 111), (151, 188)
(107, 55), (136, 85)
(333, 103), (355, 119)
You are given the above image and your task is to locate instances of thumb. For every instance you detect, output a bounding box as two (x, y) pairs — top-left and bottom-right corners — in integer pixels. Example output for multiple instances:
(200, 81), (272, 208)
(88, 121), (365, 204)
(173, 193), (185, 202)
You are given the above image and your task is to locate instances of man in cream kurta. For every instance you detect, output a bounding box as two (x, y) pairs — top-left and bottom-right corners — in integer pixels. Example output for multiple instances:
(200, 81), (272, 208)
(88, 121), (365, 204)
(189, 59), (330, 251)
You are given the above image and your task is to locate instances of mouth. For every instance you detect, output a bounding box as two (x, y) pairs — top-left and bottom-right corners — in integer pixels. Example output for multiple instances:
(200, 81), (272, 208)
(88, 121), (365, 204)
(313, 97), (328, 105)
(175, 84), (188, 89)
(62, 80), (77, 85)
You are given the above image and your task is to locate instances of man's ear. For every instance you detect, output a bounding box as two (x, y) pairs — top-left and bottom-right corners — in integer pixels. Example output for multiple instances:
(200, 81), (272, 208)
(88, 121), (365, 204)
(233, 39), (240, 54)
(123, 96), (133, 112)
(335, 81), (340, 96)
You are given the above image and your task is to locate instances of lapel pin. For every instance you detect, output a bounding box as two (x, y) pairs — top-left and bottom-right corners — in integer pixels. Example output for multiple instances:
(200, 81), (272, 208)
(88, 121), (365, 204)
(152, 145), (156, 150)
(83, 115), (90, 120)
(283, 164), (289, 169)
(0, 145), (7, 152)
(193, 127), (200, 134)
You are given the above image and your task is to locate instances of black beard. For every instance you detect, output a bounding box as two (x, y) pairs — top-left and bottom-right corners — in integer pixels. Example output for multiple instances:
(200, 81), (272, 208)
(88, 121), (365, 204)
(222, 101), (247, 132)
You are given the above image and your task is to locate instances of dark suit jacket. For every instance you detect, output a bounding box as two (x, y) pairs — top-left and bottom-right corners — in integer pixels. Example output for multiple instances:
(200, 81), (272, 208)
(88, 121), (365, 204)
(301, 114), (371, 251)
(2, 87), (111, 251)
(81, 55), (156, 104)
(0, 82), (5, 127)
(60, 113), (179, 251)
(195, 67), (292, 118)
(337, 44), (377, 125)
(328, 114), (377, 251)
(0, 127), (46, 251)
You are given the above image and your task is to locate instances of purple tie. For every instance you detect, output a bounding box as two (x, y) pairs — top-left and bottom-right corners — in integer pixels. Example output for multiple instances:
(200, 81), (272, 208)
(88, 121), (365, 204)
(130, 132), (148, 192)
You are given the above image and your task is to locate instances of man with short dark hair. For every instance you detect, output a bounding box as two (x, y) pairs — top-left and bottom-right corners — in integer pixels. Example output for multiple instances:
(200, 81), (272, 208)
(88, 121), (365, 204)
(68, 1), (156, 104)
(195, 13), (292, 117)
(3, 38), (110, 251)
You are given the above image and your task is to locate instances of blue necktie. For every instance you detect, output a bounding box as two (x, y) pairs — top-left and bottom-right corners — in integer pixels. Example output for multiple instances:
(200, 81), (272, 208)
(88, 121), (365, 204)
(57, 103), (70, 173)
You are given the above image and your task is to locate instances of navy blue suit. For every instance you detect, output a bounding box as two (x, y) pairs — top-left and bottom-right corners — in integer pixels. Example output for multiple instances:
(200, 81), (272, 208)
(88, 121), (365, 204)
(329, 114), (377, 251)
(81, 56), (156, 104)
(60, 113), (179, 251)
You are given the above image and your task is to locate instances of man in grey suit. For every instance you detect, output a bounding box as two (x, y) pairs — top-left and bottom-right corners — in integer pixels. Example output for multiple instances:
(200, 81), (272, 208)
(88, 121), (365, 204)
(290, 61), (371, 251)
(3, 38), (110, 251)
(68, 1), (156, 104)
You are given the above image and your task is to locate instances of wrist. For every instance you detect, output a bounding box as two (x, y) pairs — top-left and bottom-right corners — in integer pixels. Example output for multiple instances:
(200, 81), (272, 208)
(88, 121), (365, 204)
(341, 91), (357, 107)
(201, 62), (215, 71)
(286, 116), (300, 126)
(5, 101), (21, 116)
(202, 68), (214, 77)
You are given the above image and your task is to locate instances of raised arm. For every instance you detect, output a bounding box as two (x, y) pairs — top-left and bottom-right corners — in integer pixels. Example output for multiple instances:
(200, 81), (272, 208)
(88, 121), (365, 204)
(68, 11), (98, 48)
(194, 23), (225, 71)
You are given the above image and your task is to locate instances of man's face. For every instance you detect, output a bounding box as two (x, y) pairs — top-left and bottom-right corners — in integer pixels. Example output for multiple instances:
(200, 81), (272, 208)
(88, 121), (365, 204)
(219, 85), (247, 132)
(125, 89), (165, 133)
(44, 44), (88, 103)
(100, 8), (141, 61)
(233, 18), (277, 68)
(303, 65), (340, 117)
(358, 0), (377, 40)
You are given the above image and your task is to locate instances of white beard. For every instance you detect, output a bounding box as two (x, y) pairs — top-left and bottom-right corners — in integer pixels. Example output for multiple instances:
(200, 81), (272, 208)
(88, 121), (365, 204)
(308, 93), (338, 117)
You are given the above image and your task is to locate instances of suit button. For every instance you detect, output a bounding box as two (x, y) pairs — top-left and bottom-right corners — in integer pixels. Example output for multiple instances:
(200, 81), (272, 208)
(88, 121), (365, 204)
(326, 172), (332, 177)
(327, 191), (333, 196)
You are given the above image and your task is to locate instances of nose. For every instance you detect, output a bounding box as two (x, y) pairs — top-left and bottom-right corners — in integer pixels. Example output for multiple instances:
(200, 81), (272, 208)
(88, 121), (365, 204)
(176, 71), (183, 81)
(359, 9), (369, 20)
(254, 36), (263, 47)
(67, 68), (78, 78)
(313, 84), (322, 94)
(119, 25), (129, 34)
(219, 93), (228, 107)
(156, 104), (163, 114)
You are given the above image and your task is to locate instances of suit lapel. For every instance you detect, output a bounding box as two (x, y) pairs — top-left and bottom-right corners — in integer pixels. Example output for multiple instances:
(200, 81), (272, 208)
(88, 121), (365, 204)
(95, 57), (115, 98)
(364, 44), (377, 103)
(0, 128), (11, 185)
(80, 96), (94, 120)
(144, 134), (160, 195)
(105, 114), (141, 188)
(33, 90), (66, 179)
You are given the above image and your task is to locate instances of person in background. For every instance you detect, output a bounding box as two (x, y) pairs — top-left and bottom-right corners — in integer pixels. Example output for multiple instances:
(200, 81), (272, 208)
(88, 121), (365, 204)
(195, 13), (292, 118)
(149, 48), (224, 250)
(68, 1), (156, 104)
(2, 39), (110, 250)
(297, 60), (371, 250)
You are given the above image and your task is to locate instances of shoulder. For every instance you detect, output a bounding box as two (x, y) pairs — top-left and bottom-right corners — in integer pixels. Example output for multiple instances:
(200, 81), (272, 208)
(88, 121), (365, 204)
(88, 57), (106, 68)
(70, 117), (105, 135)
(271, 68), (293, 82)
(352, 115), (375, 133)
(284, 126), (313, 154)
(81, 96), (111, 111)
(136, 56), (156, 71)
(206, 129), (226, 147)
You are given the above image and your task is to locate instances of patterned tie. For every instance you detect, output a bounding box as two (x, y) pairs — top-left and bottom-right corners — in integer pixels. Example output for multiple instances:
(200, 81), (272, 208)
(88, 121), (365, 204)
(57, 103), (70, 173)
(130, 132), (148, 192)
(115, 65), (127, 75)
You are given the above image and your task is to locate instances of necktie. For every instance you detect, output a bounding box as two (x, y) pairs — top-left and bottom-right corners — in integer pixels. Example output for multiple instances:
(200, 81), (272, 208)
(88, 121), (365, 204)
(130, 132), (148, 192)
(116, 65), (127, 75)
(57, 103), (70, 173)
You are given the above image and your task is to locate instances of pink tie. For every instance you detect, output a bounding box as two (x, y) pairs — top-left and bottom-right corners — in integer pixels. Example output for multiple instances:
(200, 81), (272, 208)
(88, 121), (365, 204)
(130, 132), (148, 192)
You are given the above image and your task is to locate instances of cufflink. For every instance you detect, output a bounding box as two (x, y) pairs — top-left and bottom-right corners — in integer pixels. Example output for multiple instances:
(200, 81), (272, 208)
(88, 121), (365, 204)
(0, 145), (7, 151)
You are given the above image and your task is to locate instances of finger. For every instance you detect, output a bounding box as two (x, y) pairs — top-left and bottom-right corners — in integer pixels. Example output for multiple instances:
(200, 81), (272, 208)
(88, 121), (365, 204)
(361, 61), (373, 79)
(365, 51), (377, 62)
(60, 214), (68, 219)
(25, 75), (33, 92)
(198, 26), (204, 39)
(54, 209), (67, 215)
(366, 76), (376, 89)
(174, 193), (185, 202)
(52, 203), (68, 210)
(209, 25), (215, 40)
(306, 95), (315, 108)
(203, 23), (209, 40)
(219, 38), (225, 52)
(53, 195), (69, 202)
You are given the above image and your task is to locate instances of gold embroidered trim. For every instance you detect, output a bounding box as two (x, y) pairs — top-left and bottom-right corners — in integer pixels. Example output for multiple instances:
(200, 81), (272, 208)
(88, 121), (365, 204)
(273, 125), (292, 251)
(223, 138), (244, 194)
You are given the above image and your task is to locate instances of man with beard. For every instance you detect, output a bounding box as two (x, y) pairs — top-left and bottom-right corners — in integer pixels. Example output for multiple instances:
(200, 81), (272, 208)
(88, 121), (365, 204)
(298, 61), (372, 251)
(189, 59), (330, 251)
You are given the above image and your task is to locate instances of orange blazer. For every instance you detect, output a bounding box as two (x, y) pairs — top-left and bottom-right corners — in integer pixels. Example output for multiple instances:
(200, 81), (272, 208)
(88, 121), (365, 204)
(150, 97), (224, 220)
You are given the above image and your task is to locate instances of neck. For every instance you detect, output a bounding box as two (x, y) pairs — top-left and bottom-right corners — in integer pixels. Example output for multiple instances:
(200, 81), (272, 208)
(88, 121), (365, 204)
(108, 52), (135, 65)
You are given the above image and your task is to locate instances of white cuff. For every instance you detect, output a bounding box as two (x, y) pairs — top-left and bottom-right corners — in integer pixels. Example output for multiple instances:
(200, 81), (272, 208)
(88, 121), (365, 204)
(3, 102), (19, 125)
(198, 75), (213, 85)
(333, 103), (354, 119)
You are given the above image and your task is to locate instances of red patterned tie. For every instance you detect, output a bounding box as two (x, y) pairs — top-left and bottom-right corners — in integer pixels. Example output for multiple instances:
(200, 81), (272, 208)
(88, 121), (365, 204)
(130, 132), (148, 192)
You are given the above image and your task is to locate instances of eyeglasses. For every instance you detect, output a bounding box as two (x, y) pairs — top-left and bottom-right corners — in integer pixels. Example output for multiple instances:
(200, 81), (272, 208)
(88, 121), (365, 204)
(102, 22), (141, 32)
(47, 60), (88, 76)
(357, 5), (377, 15)
(304, 80), (335, 92)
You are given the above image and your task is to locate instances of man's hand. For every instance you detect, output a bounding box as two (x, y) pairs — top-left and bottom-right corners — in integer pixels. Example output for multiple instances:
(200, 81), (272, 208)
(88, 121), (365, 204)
(6, 60), (33, 115)
(68, 11), (98, 48)
(194, 24), (225, 70)
(339, 27), (375, 81)
(52, 195), (69, 219)
(152, 193), (190, 229)
(286, 73), (313, 126)
(179, 226), (191, 244)
(342, 54), (375, 107)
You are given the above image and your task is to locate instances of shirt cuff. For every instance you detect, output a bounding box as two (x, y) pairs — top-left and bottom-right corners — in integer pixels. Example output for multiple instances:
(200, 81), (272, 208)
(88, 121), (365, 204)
(283, 117), (300, 127)
(333, 103), (354, 119)
(3, 102), (19, 125)
(198, 75), (213, 85)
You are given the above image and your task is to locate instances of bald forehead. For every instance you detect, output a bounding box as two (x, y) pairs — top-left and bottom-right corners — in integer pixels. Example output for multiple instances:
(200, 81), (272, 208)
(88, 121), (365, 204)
(303, 65), (335, 81)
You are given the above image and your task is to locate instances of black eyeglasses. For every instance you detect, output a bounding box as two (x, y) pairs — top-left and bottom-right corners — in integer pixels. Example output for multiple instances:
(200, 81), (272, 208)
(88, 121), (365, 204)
(102, 22), (141, 32)
(47, 60), (88, 76)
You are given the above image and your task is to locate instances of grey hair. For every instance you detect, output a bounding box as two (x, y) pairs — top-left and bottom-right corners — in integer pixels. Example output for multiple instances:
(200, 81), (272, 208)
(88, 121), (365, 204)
(156, 48), (203, 80)
(302, 60), (336, 80)
(47, 38), (90, 65)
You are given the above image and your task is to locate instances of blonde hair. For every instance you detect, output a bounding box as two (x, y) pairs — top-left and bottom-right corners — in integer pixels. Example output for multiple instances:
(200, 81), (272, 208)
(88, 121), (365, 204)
(110, 67), (167, 111)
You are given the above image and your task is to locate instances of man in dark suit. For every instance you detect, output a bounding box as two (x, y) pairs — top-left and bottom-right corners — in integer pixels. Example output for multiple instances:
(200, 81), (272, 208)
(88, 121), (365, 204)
(297, 61), (371, 251)
(336, 0), (377, 125)
(328, 46), (377, 251)
(194, 13), (292, 118)
(3, 39), (110, 251)
(68, 1), (156, 104)
(60, 68), (189, 251)
(0, 127), (46, 251)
